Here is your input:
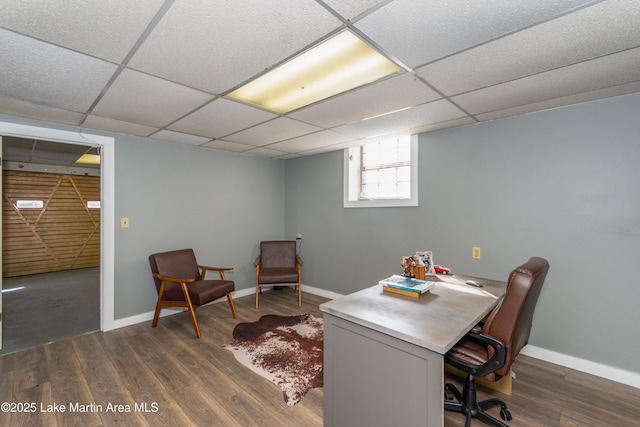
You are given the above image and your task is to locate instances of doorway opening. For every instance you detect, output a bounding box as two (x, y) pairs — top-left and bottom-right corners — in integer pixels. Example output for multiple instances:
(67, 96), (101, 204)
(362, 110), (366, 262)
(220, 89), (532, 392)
(0, 120), (115, 354)
(1, 137), (101, 354)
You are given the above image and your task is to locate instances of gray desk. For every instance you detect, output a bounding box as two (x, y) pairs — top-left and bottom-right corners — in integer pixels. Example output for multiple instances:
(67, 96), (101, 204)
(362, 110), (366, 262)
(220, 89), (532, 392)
(320, 274), (506, 427)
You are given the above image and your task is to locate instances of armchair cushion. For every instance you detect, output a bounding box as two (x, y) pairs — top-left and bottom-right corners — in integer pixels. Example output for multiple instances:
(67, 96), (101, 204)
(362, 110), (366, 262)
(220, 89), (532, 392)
(258, 267), (299, 284)
(160, 279), (234, 306)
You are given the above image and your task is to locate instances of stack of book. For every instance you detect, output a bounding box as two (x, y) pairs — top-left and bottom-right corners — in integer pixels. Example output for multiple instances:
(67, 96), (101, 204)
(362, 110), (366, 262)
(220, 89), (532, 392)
(380, 275), (436, 298)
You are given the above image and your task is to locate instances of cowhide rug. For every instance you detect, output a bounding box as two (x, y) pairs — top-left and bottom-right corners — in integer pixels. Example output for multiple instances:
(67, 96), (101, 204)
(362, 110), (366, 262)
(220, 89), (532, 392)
(223, 314), (323, 406)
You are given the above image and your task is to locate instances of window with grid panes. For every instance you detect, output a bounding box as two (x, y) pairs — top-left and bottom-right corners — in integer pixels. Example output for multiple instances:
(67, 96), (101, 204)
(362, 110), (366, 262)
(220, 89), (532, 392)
(344, 135), (418, 208)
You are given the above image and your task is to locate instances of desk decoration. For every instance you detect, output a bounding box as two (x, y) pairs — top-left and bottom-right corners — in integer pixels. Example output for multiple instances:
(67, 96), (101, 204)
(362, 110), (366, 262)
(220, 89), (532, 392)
(401, 256), (418, 277)
(415, 251), (436, 276)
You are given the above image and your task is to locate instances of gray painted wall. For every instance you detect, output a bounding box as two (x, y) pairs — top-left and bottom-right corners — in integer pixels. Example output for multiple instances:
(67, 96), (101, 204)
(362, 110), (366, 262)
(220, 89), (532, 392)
(113, 136), (285, 318)
(285, 92), (640, 374)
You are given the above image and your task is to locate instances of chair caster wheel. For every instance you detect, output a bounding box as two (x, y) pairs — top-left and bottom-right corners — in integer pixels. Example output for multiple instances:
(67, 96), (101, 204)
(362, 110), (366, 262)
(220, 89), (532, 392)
(444, 389), (454, 401)
(500, 408), (512, 421)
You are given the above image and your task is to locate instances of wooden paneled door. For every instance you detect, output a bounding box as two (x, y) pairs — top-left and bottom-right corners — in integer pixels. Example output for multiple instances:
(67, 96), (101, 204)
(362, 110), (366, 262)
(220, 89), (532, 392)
(2, 170), (100, 277)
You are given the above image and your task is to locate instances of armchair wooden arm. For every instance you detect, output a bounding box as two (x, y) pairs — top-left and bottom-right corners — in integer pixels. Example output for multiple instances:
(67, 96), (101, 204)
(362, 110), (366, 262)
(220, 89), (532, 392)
(198, 265), (233, 280)
(152, 272), (196, 284)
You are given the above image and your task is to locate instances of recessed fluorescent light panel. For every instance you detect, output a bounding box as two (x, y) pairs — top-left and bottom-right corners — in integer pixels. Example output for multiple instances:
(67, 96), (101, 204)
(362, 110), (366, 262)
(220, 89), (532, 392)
(227, 31), (402, 114)
(75, 154), (101, 165)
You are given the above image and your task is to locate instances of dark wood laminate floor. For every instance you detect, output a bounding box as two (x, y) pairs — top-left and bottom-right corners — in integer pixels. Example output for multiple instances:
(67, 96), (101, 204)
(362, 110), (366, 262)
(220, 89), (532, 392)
(1, 289), (638, 426)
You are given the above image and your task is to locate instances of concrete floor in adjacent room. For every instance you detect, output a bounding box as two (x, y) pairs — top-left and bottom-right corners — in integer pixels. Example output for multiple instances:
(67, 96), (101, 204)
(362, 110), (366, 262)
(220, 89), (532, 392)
(0, 267), (100, 355)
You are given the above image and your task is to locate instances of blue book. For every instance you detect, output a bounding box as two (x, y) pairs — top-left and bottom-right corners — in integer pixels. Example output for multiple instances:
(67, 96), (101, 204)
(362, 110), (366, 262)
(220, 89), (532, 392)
(379, 275), (435, 294)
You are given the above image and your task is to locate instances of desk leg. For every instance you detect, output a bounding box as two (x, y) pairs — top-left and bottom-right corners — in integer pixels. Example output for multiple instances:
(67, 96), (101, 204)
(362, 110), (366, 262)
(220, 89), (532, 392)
(323, 314), (443, 427)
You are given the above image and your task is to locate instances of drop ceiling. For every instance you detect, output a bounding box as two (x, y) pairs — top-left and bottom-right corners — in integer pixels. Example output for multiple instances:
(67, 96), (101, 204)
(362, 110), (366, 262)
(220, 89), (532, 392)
(1, 0), (639, 159)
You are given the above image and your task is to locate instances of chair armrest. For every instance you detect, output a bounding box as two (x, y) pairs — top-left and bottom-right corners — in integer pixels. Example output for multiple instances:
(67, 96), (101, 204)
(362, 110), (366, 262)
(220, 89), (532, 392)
(444, 329), (506, 378)
(254, 255), (261, 268)
(198, 265), (233, 280)
(198, 265), (233, 272)
(152, 273), (196, 284)
(296, 255), (303, 266)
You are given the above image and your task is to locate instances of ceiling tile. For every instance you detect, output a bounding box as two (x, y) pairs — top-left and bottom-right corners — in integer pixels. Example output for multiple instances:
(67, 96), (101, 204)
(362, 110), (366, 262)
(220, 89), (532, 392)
(452, 47), (640, 115)
(28, 140), (87, 165)
(322, 0), (387, 21)
(128, 0), (342, 93)
(334, 99), (467, 138)
(169, 98), (277, 138)
(0, 95), (84, 126)
(300, 139), (364, 156)
(2, 136), (99, 168)
(2, 137), (36, 163)
(224, 118), (323, 146)
(243, 147), (289, 158)
(0, 0), (166, 62)
(289, 73), (441, 128)
(202, 140), (255, 153)
(417, 0), (640, 96)
(0, 29), (118, 112)
(355, 0), (595, 68)
(82, 115), (158, 137)
(267, 130), (354, 153)
(92, 68), (213, 127)
(475, 81), (640, 122)
(151, 130), (212, 146)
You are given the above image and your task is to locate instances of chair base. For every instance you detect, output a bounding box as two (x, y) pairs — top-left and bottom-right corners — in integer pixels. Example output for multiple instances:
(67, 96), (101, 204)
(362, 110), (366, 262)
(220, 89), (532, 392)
(152, 292), (237, 339)
(255, 283), (302, 309)
(444, 376), (512, 427)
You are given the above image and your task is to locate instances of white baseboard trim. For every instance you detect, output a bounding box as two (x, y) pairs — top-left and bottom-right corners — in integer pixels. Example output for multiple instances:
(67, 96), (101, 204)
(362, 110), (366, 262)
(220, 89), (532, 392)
(107, 287), (256, 331)
(521, 345), (640, 389)
(107, 285), (339, 331)
(301, 284), (344, 301)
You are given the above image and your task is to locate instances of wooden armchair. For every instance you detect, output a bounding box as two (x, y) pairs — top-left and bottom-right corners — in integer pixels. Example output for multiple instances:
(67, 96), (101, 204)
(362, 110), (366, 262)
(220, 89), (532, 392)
(254, 241), (302, 308)
(149, 248), (237, 338)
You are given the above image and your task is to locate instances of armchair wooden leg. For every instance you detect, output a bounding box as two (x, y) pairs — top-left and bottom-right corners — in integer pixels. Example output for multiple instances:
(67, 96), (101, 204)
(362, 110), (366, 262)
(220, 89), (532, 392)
(255, 282), (260, 309)
(227, 293), (238, 318)
(152, 282), (167, 328)
(181, 283), (202, 338)
(187, 307), (201, 338)
(298, 282), (302, 306)
(152, 299), (163, 328)
(184, 302), (201, 338)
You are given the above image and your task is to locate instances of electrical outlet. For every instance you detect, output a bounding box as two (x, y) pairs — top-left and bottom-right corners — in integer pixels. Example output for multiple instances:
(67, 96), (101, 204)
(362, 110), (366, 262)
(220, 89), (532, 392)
(472, 247), (481, 259)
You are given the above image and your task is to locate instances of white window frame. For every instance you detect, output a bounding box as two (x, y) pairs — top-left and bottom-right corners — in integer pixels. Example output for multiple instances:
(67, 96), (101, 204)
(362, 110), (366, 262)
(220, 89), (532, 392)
(344, 134), (418, 208)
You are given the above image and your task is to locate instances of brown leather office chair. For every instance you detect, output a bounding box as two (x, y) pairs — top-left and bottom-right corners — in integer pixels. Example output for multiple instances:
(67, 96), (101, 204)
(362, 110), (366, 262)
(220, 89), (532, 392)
(254, 240), (302, 308)
(444, 257), (549, 426)
(149, 248), (237, 338)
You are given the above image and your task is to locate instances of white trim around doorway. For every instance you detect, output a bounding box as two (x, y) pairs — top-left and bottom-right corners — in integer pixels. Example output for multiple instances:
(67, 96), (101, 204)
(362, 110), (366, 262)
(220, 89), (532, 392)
(0, 121), (116, 331)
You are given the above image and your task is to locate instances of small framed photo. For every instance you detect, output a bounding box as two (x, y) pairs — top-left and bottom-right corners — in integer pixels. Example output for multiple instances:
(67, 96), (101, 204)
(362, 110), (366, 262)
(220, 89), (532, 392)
(415, 251), (435, 275)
